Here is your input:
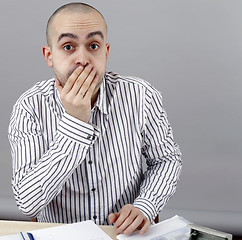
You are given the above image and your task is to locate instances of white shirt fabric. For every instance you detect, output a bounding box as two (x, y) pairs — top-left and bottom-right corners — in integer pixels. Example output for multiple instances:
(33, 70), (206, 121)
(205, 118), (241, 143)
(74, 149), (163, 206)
(8, 72), (182, 224)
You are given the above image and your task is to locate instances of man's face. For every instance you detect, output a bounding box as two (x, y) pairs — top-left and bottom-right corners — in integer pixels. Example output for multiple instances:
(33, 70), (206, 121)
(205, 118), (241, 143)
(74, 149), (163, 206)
(44, 10), (110, 88)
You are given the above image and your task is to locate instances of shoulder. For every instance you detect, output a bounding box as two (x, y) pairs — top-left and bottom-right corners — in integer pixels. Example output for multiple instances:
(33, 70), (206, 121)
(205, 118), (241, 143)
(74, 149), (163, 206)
(14, 78), (56, 111)
(105, 72), (150, 87)
(16, 78), (55, 102)
(105, 72), (162, 98)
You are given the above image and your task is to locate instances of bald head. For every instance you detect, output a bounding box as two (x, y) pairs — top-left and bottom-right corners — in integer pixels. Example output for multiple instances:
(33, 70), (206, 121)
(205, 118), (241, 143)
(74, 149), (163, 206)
(46, 2), (107, 47)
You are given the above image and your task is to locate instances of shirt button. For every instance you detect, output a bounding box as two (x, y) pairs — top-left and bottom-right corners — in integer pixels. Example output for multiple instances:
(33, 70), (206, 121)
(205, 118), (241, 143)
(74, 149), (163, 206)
(91, 188), (96, 192)
(87, 134), (92, 140)
(93, 215), (97, 220)
(88, 160), (93, 164)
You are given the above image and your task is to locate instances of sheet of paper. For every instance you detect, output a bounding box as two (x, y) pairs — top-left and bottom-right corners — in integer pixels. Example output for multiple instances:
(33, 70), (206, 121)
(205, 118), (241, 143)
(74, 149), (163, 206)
(30, 220), (113, 240)
(0, 220), (112, 240)
(117, 215), (191, 240)
(0, 233), (20, 240)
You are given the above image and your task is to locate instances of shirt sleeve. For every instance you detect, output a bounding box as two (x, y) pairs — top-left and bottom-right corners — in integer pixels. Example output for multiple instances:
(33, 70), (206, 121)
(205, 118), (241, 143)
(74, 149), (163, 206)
(8, 103), (100, 218)
(133, 89), (182, 222)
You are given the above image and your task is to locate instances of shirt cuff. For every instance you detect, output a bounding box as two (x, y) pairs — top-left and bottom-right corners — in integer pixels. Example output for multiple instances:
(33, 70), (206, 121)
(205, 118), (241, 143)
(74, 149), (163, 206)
(133, 197), (158, 222)
(57, 112), (100, 146)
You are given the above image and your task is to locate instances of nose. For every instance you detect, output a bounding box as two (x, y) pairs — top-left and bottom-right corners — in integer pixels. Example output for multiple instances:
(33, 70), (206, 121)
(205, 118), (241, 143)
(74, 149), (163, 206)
(74, 47), (89, 67)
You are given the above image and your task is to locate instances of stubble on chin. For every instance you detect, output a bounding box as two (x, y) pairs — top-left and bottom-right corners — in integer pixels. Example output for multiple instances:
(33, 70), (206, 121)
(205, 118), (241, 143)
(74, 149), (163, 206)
(93, 73), (105, 93)
(53, 67), (65, 87)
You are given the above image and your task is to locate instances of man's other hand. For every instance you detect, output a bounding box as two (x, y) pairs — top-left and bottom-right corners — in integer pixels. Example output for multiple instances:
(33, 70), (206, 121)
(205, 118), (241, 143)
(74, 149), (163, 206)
(108, 204), (151, 235)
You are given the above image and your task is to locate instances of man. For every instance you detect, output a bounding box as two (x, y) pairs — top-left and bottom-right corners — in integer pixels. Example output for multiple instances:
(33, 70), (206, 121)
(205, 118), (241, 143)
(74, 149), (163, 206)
(8, 2), (182, 235)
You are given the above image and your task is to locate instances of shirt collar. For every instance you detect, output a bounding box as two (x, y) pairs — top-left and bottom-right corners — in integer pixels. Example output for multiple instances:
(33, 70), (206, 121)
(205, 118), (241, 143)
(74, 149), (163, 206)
(54, 79), (64, 114)
(94, 75), (108, 115)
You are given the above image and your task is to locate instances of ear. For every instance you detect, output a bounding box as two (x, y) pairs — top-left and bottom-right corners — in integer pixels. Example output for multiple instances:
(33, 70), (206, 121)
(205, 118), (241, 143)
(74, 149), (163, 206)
(105, 43), (110, 62)
(42, 45), (53, 68)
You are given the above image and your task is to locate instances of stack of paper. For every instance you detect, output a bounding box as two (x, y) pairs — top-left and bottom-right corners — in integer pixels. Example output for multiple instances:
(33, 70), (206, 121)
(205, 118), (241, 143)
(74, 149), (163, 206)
(117, 215), (191, 240)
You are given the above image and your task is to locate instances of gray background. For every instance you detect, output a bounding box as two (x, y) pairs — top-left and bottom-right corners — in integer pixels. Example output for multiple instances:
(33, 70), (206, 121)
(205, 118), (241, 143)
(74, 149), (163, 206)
(0, 0), (242, 235)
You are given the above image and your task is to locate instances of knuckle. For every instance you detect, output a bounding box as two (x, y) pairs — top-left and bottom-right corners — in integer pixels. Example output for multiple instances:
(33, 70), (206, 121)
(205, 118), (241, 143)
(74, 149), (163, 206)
(136, 214), (143, 221)
(76, 100), (86, 108)
(123, 204), (132, 210)
(115, 218), (125, 227)
(69, 76), (76, 82)
(128, 225), (136, 233)
(72, 101), (79, 108)
(75, 78), (83, 85)
(118, 225), (125, 231)
(122, 209), (130, 216)
(133, 207), (139, 213)
(82, 81), (89, 89)
(67, 77), (75, 86)
(115, 217), (123, 226)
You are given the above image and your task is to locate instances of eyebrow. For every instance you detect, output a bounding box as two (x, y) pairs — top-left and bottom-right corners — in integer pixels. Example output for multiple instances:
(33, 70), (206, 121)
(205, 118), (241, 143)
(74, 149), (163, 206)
(57, 31), (104, 43)
(58, 33), (78, 42)
(87, 31), (104, 40)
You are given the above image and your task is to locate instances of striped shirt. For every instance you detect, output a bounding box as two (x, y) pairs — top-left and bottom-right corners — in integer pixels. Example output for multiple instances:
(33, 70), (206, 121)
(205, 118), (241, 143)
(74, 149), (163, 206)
(8, 72), (182, 225)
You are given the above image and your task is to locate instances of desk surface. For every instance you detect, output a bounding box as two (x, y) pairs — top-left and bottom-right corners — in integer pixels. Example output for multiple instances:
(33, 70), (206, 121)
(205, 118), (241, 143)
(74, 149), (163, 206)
(0, 220), (118, 240)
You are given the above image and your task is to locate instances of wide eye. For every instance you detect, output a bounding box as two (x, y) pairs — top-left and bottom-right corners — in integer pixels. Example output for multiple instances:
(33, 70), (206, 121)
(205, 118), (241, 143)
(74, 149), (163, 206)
(90, 43), (99, 50)
(63, 45), (73, 51)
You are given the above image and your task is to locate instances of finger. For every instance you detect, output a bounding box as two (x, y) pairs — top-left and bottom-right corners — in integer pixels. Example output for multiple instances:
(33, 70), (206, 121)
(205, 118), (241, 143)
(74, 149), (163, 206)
(114, 207), (131, 228)
(139, 220), (151, 235)
(83, 73), (100, 98)
(122, 215), (144, 235)
(116, 209), (142, 234)
(108, 213), (119, 224)
(78, 67), (97, 97)
(61, 66), (83, 95)
(73, 64), (93, 95)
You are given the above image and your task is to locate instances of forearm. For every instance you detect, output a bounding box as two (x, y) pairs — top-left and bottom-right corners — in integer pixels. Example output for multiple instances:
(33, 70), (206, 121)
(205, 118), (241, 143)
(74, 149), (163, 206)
(136, 88), (183, 222)
(133, 151), (182, 222)
(12, 139), (84, 217)
(10, 112), (99, 217)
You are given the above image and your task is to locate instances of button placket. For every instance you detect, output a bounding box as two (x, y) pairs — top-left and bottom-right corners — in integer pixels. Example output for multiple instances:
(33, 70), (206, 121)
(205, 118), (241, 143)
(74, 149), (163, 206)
(86, 151), (98, 222)
(87, 108), (100, 224)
